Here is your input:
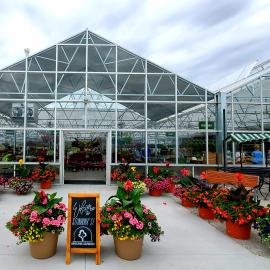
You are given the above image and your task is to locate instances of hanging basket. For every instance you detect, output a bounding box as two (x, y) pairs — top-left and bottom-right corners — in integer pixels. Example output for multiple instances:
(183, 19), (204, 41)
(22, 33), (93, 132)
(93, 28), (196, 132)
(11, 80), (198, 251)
(226, 221), (251, 240)
(114, 237), (144, 260)
(29, 232), (58, 259)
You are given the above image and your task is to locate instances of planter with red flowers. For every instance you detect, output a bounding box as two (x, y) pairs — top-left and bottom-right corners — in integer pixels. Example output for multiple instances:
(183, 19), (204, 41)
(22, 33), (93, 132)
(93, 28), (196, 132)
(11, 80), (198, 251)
(144, 166), (172, 196)
(32, 158), (56, 189)
(212, 173), (268, 240)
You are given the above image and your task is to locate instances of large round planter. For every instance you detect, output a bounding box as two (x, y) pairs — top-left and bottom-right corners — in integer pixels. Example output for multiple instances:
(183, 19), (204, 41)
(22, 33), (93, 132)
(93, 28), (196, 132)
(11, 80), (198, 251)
(226, 221), (251, 240)
(149, 189), (162, 196)
(181, 198), (194, 208)
(40, 180), (52, 189)
(114, 237), (143, 260)
(165, 182), (175, 193)
(198, 206), (214, 220)
(29, 232), (58, 259)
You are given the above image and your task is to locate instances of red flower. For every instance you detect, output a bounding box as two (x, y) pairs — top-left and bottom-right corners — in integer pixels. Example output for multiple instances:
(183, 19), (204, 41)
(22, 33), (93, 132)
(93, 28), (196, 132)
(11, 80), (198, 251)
(180, 168), (189, 176)
(111, 170), (118, 180)
(235, 172), (244, 184)
(123, 180), (133, 192)
(153, 167), (159, 174)
(121, 158), (126, 163)
(165, 162), (170, 168)
(21, 228), (26, 232)
(200, 171), (207, 180)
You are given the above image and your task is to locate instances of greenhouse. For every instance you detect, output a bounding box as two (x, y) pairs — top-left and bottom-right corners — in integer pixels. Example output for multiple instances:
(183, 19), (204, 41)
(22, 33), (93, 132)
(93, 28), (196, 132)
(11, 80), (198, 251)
(0, 29), (270, 184)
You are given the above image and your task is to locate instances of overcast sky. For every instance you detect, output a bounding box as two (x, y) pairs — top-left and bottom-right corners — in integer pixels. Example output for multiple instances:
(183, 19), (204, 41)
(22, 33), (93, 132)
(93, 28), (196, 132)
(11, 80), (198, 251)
(0, 0), (270, 89)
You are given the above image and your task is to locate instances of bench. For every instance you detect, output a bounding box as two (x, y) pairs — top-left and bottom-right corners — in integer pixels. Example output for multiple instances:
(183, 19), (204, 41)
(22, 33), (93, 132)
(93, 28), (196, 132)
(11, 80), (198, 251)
(204, 171), (259, 199)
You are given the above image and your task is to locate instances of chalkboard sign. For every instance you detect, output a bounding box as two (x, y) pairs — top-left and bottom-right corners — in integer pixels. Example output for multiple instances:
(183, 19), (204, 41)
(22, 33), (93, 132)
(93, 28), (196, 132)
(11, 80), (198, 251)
(66, 193), (100, 265)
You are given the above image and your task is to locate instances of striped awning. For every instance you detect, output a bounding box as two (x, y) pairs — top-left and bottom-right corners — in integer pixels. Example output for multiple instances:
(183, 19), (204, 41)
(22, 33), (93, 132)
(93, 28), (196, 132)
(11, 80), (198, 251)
(229, 133), (270, 143)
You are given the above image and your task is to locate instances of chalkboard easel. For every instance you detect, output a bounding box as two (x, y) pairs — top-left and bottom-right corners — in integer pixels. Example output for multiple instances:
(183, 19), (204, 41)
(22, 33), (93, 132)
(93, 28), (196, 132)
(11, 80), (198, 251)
(66, 193), (100, 265)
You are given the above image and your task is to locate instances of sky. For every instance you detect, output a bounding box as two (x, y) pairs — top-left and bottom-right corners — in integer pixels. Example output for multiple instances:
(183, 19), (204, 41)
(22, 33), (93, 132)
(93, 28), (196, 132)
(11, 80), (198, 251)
(0, 0), (270, 89)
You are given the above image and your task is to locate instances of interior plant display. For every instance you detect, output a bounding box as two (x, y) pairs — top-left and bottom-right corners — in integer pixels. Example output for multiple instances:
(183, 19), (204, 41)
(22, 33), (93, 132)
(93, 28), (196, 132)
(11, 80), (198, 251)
(8, 159), (33, 195)
(212, 172), (268, 240)
(6, 191), (67, 259)
(31, 158), (56, 189)
(254, 213), (270, 247)
(144, 166), (171, 196)
(100, 179), (163, 260)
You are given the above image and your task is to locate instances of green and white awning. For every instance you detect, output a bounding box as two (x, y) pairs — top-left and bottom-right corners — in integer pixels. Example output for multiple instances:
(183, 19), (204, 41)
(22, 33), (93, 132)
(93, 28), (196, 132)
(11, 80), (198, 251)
(227, 133), (270, 143)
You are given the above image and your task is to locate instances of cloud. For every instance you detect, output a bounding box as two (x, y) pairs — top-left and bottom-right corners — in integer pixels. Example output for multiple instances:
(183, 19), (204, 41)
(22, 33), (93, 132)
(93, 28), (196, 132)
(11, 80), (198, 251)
(0, 0), (270, 89)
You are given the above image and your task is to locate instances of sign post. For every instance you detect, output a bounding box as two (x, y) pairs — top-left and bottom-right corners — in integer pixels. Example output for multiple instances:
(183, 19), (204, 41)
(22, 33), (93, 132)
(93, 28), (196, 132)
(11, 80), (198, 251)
(66, 193), (100, 265)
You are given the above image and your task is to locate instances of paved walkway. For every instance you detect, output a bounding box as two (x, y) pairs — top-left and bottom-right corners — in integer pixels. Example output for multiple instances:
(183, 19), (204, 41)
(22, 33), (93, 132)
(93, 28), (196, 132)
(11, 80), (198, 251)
(1, 184), (270, 270)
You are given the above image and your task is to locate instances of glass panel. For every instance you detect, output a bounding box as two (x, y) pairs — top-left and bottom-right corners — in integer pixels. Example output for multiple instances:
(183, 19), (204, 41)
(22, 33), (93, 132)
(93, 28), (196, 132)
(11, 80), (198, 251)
(148, 103), (175, 130)
(62, 32), (86, 44)
(117, 132), (145, 163)
(118, 102), (145, 129)
(226, 103), (233, 131)
(87, 73), (115, 100)
(147, 61), (169, 73)
(118, 47), (145, 73)
(147, 74), (175, 101)
(263, 104), (270, 131)
(56, 102), (85, 128)
(262, 77), (270, 103)
(148, 132), (176, 163)
(0, 130), (23, 161)
(26, 102), (55, 128)
(4, 60), (26, 71)
(208, 133), (218, 164)
(88, 46), (116, 72)
(0, 164), (14, 181)
(112, 131), (115, 163)
(87, 102), (116, 129)
(58, 45), (86, 72)
(0, 72), (25, 99)
(28, 73), (55, 99)
(178, 132), (206, 164)
(57, 73), (85, 100)
(89, 32), (111, 45)
(117, 74), (145, 100)
(26, 130), (54, 162)
(233, 103), (261, 130)
(233, 79), (260, 102)
(177, 77), (205, 102)
(178, 103), (205, 130)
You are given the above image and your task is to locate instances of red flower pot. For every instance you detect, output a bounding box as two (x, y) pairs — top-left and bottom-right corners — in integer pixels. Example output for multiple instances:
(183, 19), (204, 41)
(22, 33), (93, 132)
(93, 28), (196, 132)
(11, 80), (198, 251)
(181, 198), (194, 208)
(149, 189), (162, 196)
(165, 182), (175, 193)
(198, 206), (214, 220)
(226, 221), (251, 240)
(40, 180), (52, 189)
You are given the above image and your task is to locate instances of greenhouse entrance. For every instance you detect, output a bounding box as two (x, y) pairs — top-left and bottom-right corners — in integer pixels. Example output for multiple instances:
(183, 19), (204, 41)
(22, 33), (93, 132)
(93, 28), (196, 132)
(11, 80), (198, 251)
(63, 131), (108, 184)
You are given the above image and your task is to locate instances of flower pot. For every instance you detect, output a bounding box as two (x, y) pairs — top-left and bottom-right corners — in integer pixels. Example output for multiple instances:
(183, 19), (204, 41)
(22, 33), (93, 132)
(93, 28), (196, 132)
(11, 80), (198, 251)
(181, 198), (194, 208)
(40, 180), (52, 189)
(29, 232), (58, 259)
(165, 182), (175, 193)
(226, 221), (251, 240)
(114, 237), (143, 260)
(198, 206), (214, 220)
(149, 189), (162, 196)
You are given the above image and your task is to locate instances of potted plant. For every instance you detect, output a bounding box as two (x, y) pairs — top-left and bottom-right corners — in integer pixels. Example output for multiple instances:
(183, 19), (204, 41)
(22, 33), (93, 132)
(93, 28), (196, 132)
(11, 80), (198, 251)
(144, 166), (171, 196)
(100, 179), (163, 260)
(254, 212), (270, 247)
(6, 191), (67, 259)
(8, 159), (33, 195)
(163, 162), (177, 193)
(212, 173), (268, 240)
(32, 157), (56, 189)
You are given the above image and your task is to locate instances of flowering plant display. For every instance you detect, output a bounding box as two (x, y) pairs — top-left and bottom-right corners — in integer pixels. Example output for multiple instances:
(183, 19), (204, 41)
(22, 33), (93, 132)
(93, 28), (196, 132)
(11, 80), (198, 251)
(31, 158), (56, 183)
(8, 159), (33, 195)
(212, 173), (268, 225)
(254, 213), (270, 246)
(6, 191), (67, 244)
(143, 166), (173, 191)
(100, 179), (163, 241)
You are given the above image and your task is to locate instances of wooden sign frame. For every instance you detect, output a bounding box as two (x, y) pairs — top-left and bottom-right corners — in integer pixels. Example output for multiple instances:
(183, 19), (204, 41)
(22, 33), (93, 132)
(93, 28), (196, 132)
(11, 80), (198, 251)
(66, 193), (100, 265)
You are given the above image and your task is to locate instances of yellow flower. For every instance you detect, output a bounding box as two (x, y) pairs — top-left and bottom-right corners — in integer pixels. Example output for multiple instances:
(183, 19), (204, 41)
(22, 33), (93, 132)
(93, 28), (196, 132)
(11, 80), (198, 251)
(130, 167), (136, 172)
(18, 159), (24, 166)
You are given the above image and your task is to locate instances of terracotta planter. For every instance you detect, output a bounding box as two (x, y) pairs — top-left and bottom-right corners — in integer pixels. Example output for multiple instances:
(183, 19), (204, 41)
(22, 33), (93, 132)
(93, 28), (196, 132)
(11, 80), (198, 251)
(149, 189), (162, 196)
(114, 237), (143, 260)
(165, 182), (175, 193)
(181, 198), (194, 208)
(226, 221), (251, 240)
(40, 180), (52, 189)
(29, 232), (58, 259)
(198, 206), (214, 220)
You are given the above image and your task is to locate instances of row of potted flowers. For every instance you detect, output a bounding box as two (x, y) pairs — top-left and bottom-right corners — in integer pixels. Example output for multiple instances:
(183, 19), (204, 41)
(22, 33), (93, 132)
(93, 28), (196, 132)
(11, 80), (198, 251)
(173, 169), (270, 243)
(0, 158), (56, 195)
